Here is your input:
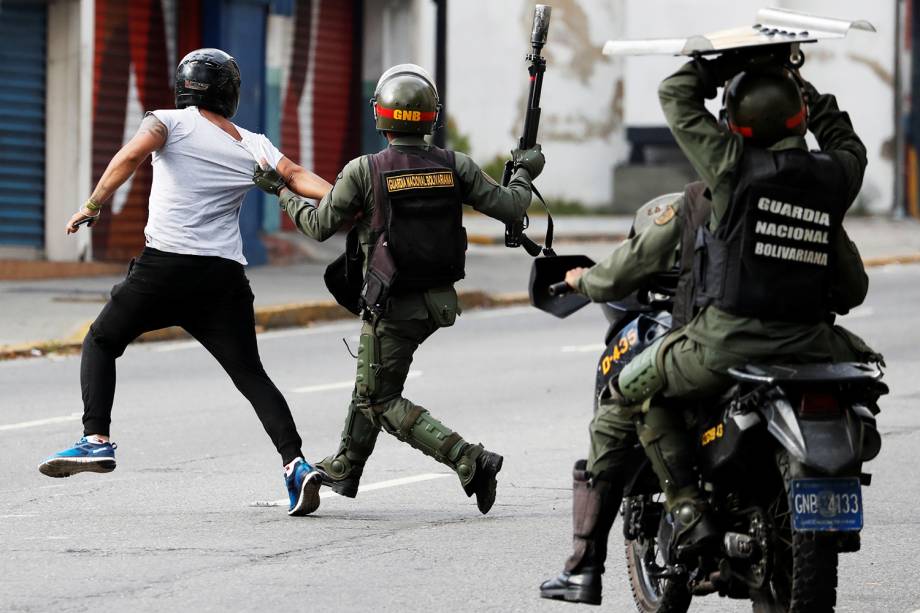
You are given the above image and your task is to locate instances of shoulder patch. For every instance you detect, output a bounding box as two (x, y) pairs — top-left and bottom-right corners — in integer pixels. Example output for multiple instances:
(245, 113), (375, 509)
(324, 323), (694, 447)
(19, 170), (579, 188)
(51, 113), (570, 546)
(654, 204), (677, 226)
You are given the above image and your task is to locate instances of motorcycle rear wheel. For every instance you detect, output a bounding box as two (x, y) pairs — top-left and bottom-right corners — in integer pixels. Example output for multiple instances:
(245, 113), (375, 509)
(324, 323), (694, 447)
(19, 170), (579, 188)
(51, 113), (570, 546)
(624, 500), (692, 613)
(751, 452), (839, 613)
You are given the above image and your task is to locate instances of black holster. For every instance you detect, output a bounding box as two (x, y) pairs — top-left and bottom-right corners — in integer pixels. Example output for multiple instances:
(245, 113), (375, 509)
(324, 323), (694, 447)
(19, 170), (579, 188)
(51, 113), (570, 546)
(361, 233), (398, 318)
(324, 227), (364, 316)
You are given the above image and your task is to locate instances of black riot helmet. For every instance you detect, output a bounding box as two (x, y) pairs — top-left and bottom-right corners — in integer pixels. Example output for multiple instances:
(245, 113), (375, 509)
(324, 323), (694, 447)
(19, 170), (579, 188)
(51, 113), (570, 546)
(723, 66), (807, 147)
(175, 48), (241, 118)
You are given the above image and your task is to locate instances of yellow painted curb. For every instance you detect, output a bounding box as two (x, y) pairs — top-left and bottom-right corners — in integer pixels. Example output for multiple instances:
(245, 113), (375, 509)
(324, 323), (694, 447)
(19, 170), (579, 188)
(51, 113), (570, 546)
(5, 251), (919, 361)
(863, 253), (920, 267)
(0, 290), (532, 360)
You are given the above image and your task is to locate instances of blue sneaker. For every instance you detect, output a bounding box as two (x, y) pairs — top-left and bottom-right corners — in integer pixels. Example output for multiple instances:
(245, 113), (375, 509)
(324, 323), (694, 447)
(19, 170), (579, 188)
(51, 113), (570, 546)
(39, 436), (117, 478)
(285, 458), (322, 516)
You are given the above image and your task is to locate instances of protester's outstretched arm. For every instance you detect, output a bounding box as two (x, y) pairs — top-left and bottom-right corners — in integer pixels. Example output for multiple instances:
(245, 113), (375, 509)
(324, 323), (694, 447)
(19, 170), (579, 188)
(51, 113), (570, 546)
(67, 113), (167, 233)
(278, 158), (366, 241)
(276, 157), (333, 200)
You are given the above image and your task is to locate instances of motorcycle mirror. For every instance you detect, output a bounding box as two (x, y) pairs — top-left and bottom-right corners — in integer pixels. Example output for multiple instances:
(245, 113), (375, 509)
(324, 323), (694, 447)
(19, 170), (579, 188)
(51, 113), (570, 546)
(529, 254), (596, 318)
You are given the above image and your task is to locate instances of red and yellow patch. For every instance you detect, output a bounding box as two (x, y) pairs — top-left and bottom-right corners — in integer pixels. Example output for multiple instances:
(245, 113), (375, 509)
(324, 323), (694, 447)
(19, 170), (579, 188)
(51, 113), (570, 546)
(376, 105), (437, 122)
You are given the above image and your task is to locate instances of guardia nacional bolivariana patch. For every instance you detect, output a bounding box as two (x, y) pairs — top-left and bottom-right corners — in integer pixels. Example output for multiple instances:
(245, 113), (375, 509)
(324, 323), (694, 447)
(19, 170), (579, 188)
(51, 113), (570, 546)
(385, 171), (454, 193)
(654, 204), (677, 226)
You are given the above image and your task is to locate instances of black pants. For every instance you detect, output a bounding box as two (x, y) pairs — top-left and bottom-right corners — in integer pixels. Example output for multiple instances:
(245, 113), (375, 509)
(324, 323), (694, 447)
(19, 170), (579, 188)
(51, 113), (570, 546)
(81, 248), (303, 465)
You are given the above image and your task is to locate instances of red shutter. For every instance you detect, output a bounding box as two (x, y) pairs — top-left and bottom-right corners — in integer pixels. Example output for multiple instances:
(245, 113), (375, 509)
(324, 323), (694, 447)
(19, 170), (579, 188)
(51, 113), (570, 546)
(91, 0), (173, 261)
(311, 0), (360, 184)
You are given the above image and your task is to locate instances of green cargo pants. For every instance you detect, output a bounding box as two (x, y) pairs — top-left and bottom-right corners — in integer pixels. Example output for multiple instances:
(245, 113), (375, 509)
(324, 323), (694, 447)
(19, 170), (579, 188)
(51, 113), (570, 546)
(587, 398), (641, 479)
(318, 289), (484, 493)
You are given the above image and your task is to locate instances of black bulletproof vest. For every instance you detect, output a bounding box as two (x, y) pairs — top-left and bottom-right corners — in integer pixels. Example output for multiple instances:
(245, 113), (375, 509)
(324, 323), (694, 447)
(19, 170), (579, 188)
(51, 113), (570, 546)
(671, 182), (712, 328)
(694, 147), (847, 323)
(367, 145), (467, 292)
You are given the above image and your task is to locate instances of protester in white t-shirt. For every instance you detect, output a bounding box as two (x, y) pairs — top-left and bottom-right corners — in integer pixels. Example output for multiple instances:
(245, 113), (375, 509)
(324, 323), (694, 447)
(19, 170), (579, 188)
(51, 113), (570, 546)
(41, 49), (332, 518)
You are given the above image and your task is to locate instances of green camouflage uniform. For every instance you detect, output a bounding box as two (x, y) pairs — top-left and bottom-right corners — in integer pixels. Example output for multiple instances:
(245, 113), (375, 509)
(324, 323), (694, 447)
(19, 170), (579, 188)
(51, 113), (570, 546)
(278, 134), (533, 494)
(611, 61), (880, 506)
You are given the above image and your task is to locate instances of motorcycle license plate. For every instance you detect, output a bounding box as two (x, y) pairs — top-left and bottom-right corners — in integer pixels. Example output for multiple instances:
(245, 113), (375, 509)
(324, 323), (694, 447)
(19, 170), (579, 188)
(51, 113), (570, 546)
(790, 478), (863, 532)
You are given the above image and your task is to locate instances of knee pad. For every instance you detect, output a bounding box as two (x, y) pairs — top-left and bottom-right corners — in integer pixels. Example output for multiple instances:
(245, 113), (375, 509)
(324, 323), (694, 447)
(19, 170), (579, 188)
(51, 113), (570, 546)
(618, 336), (666, 403)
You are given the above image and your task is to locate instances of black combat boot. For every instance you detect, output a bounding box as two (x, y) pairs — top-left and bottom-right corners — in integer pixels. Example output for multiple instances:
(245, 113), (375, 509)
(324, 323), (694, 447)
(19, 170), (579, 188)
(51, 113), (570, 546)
(315, 456), (363, 498)
(540, 460), (622, 606)
(315, 402), (380, 498)
(460, 446), (504, 514)
(668, 498), (719, 560)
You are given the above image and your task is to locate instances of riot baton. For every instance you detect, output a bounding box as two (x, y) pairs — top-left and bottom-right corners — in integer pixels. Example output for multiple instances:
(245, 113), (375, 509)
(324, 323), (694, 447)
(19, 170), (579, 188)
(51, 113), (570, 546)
(502, 4), (554, 258)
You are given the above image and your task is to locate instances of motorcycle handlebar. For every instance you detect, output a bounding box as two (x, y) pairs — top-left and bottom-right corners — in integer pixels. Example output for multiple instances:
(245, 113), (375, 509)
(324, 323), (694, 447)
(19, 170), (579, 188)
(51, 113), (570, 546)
(548, 281), (571, 297)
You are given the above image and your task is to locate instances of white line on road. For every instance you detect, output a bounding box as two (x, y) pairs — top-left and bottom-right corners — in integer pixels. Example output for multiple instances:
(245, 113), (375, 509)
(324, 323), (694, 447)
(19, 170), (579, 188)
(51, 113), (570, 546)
(0, 412), (81, 433)
(250, 472), (452, 507)
(561, 344), (605, 353)
(290, 370), (422, 394)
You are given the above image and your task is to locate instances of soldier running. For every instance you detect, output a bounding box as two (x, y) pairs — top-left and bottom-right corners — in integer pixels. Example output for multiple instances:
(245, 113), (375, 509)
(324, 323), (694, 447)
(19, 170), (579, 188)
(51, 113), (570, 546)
(252, 64), (544, 514)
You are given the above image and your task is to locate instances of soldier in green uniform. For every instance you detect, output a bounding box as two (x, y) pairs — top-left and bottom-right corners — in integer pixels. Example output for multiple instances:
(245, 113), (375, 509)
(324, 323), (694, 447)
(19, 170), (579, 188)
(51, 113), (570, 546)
(252, 64), (545, 514)
(603, 52), (881, 557)
(539, 172), (870, 603)
(539, 183), (710, 605)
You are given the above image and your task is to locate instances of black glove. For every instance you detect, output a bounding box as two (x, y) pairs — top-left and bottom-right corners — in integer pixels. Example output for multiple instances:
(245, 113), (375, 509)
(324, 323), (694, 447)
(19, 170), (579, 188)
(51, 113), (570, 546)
(253, 163), (286, 195)
(511, 144), (545, 180)
(692, 53), (748, 99)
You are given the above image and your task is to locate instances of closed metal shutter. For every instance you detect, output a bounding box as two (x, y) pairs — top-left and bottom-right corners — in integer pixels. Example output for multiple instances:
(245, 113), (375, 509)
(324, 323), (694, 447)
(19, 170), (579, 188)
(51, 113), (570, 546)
(0, 2), (47, 249)
(312, 0), (361, 183)
(91, 0), (173, 261)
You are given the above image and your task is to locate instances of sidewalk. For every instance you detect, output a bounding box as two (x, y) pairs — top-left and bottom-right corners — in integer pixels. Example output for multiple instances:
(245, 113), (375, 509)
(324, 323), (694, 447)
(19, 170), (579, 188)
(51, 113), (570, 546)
(1, 214), (918, 355)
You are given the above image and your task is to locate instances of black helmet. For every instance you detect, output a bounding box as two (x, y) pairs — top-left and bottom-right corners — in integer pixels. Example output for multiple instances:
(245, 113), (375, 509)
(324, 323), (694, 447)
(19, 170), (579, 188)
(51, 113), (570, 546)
(371, 64), (440, 135)
(175, 48), (241, 119)
(723, 67), (806, 146)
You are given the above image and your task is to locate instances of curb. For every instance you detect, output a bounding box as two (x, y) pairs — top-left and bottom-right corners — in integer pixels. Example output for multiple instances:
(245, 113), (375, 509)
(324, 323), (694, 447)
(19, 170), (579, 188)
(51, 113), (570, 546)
(862, 253), (920, 267)
(0, 290), (531, 361)
(4, 251), (920, 362)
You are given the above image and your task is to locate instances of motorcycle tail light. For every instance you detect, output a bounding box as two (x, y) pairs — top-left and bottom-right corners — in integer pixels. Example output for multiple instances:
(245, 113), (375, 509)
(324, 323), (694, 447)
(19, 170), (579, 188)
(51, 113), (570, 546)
(798, 392), (841, 417)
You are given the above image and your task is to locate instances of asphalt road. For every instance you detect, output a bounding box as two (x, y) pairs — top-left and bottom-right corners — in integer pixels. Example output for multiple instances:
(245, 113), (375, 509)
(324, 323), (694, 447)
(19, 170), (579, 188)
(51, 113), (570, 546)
(1, 264), (919, 612)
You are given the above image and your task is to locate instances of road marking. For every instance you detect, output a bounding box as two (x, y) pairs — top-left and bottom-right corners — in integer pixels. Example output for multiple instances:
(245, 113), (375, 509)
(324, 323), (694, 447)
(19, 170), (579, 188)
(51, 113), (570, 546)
(561, 343), (604, 353)
(290, 370), (422, 394)
(0, 412), (81, 433)
(250, 472), (452, 507)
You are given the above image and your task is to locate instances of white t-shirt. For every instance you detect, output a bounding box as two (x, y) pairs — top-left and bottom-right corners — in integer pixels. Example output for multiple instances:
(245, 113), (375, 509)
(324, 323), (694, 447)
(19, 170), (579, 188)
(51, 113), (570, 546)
(145, 106), (283, 265)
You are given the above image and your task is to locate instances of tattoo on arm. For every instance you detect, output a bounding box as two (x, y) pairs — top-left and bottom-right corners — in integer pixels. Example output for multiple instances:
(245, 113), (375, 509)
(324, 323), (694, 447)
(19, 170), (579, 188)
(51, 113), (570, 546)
(139, 113), (168, 142)
(86, 114), (166, 204)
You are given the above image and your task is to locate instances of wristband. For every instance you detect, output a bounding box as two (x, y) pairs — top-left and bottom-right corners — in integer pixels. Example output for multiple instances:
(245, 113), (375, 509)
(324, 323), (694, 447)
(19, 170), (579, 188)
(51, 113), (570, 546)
(84, 198), (102, 212)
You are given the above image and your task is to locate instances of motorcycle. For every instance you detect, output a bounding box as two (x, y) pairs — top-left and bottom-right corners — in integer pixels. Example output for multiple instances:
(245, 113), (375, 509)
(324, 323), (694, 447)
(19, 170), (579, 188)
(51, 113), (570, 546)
(531, 255), (887, 613)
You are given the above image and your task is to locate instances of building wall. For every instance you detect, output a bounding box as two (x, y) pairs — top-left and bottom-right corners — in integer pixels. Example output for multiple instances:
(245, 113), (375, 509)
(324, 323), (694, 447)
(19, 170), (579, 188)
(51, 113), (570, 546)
(44, 0), (362, 262)
(448, 1), (895, 213)
(625, 1), (894, 214)
(447, 0), (626, 209)
(89, 0), (176, 261)
(274, 0), (362, 230)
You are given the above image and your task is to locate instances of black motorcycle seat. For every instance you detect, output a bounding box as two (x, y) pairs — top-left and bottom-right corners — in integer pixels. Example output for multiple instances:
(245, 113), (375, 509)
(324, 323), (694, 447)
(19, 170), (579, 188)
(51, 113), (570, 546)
(728, 362), (882, 384)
